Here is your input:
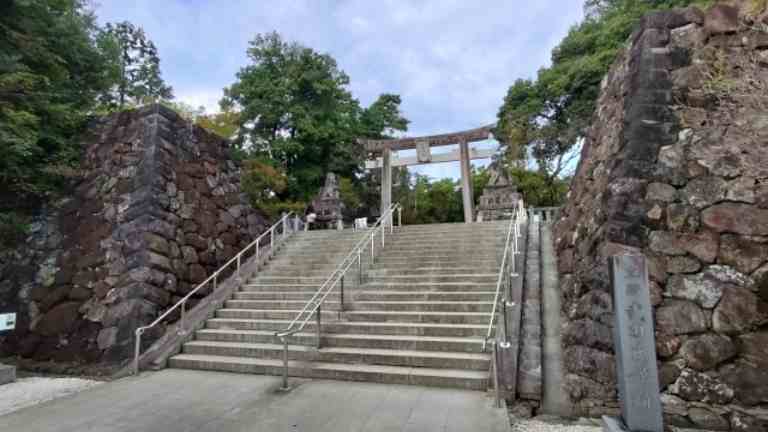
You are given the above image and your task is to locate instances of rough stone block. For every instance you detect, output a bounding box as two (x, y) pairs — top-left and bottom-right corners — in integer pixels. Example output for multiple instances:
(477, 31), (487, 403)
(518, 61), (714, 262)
(0, 364), (16, 385)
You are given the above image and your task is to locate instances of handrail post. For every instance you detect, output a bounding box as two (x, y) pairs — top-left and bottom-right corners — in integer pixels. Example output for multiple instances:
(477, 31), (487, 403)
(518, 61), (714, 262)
(180, 301), (186, 333)
(492, 343), (502, 408)
(134, 328), (142, 375)
(316, 306), (322, 349)
(280, 336), (289, 390)
(371, 234), (375, 263)
(256, 241), (260, 269)
(501, 299), (509, 345)
(340, 275), (345, 313)
(236, 254), (241, 279)
(381, 224), (385, 248)
(398, 206), (402, 226)
(357, 250), (362, 285)
(270, 226), (275, 257)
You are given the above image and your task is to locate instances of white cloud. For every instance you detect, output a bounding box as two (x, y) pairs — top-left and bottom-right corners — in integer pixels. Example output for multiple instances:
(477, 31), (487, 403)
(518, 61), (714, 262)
(94, 0), (584, 177)
(175, 89), (223, 114)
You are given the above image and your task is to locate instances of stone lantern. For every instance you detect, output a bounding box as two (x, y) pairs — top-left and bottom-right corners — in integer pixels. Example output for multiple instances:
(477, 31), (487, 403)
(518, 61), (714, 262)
(477, 162), (522, 221)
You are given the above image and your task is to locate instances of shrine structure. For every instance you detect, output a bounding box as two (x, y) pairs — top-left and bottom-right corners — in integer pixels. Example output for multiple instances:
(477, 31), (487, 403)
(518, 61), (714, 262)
(358, 124), (497, 223)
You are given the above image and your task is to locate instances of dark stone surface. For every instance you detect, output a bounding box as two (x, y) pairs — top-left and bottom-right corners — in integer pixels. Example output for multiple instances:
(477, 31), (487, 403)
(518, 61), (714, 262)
(713, 287), (766, 334)
(0, 105), (267, 368)
(554, 3), (768, 420)
(656, 300), (708, 335)
(678, 333), (736, 371)
(671, 368), (733, 404)
(719, 362), (768, 406)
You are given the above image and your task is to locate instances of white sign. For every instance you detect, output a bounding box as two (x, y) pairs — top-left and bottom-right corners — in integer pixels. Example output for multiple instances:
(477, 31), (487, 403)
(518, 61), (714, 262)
(416, 140), (432, 163)
(0, 313), (16, 331)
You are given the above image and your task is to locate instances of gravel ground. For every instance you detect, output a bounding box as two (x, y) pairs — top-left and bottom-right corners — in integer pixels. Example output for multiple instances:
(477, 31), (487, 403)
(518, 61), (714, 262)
(0, 376), (102, 416)
(511, 419), (601, 432)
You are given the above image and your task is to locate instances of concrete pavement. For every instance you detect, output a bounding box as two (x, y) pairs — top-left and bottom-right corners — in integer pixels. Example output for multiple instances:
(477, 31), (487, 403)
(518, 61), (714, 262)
(0, 369), (510, 432)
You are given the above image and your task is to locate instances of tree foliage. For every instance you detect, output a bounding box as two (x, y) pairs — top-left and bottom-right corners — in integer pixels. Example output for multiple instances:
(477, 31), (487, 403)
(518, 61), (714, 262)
(102, 21), (173, 109)
(0, 0), (117, 204)
(222, 31), (408, 203)
(496, 0), (710, 182)
(196, 109), (241, 140)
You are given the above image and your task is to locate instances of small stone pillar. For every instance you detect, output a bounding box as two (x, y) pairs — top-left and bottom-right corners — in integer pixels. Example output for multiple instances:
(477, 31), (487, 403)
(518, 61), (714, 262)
(310, 173), (344, 229)
(477, 162), (521, 221)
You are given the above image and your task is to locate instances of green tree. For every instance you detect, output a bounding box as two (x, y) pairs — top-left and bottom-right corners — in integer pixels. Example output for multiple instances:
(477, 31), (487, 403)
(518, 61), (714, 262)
(0, 0), (118, 204)
(222, 31), (408, 201)
(197, 109), (241, 140)
(496, 0), (710, 187)
(359, 93), (409, 139)
(102, 21), (173, 109)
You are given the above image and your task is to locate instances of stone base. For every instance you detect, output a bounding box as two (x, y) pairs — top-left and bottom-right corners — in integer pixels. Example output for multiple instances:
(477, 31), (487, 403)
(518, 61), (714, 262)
(0, 363), (16, 385)
(601, 416), (628, 432)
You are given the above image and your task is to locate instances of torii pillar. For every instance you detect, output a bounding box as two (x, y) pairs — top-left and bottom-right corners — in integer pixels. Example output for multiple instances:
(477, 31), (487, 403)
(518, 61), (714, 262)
(381, 148), (392, 214)
(458, 139), (475, 224)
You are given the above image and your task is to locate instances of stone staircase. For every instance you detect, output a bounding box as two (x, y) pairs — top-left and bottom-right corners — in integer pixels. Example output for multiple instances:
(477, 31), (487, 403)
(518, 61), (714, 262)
(169, 221), (507, 390)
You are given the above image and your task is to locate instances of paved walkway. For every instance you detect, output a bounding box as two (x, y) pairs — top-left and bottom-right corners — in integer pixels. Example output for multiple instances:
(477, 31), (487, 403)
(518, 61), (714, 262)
(0, 369), (510, 432)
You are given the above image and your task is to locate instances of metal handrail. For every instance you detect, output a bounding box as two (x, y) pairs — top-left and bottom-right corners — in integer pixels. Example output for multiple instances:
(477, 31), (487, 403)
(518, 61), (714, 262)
(482, 207), (521, 352)
(275, 203), (402, 389)
(133, 212), (298, 374)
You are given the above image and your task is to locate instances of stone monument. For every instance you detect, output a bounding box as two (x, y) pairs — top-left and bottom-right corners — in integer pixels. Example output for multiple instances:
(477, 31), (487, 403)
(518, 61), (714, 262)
(0, 312), (16, 384)
(603, 255), (663, 432)
(310, 173), (344, 229)
(477, 162), (521, 221)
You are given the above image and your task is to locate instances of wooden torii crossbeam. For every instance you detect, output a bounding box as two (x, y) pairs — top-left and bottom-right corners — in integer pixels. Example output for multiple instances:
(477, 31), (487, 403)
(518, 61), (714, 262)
(358, 124), (496, 223)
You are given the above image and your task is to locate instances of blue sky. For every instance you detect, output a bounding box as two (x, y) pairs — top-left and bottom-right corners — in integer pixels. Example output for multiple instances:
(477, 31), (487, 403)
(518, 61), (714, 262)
(93, 0), (584, 180)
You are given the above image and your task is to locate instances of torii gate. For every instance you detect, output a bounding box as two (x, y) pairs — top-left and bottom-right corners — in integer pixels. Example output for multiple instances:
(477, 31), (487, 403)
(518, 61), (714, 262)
(358, 124), (496, 223)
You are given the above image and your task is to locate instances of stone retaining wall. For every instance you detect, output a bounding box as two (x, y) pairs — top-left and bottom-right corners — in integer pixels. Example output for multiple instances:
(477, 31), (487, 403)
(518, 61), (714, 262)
(0, 105), (267, 368)
(554, 3), (768, 430)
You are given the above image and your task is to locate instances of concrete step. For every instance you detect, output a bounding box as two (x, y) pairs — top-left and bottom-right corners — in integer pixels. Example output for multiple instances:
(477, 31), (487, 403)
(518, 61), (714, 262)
(372, 258), (499, 267)
(268, 262), (337, 276)
(182, 341), (490, 370)
(169, 354), (488, 390)
(343, 310), (491, 325)
(380, 239), (501, 248)
(278, 241), (362, 250)
(292, 230), (370, 239)
(257, 269), (344, 277)
(364, 275), (498, 284)
(233, 291), (494, 302)
(355, 282), (498, 292)
(381, 238), (503, 247)
(206, 318), (487, 337)
(224, 300), (341, 310)
(217, 309), (491, 324)
(393, 223), (504, 232)
(366, 267), (499, 276)
(250, 276), (329, 284)
(240, 284), (321, 292)
(239, 283), (497, 294)
(377, 250), (499, 257)
(194, 329), (485, 352)
(233, 291), (332, 301)
(279, 243), (360, 253)
(348, 301), (493, 313)
(268, 257), (365, 266)
(351, 291), (495, 302)
(271, 252), (357, 260)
